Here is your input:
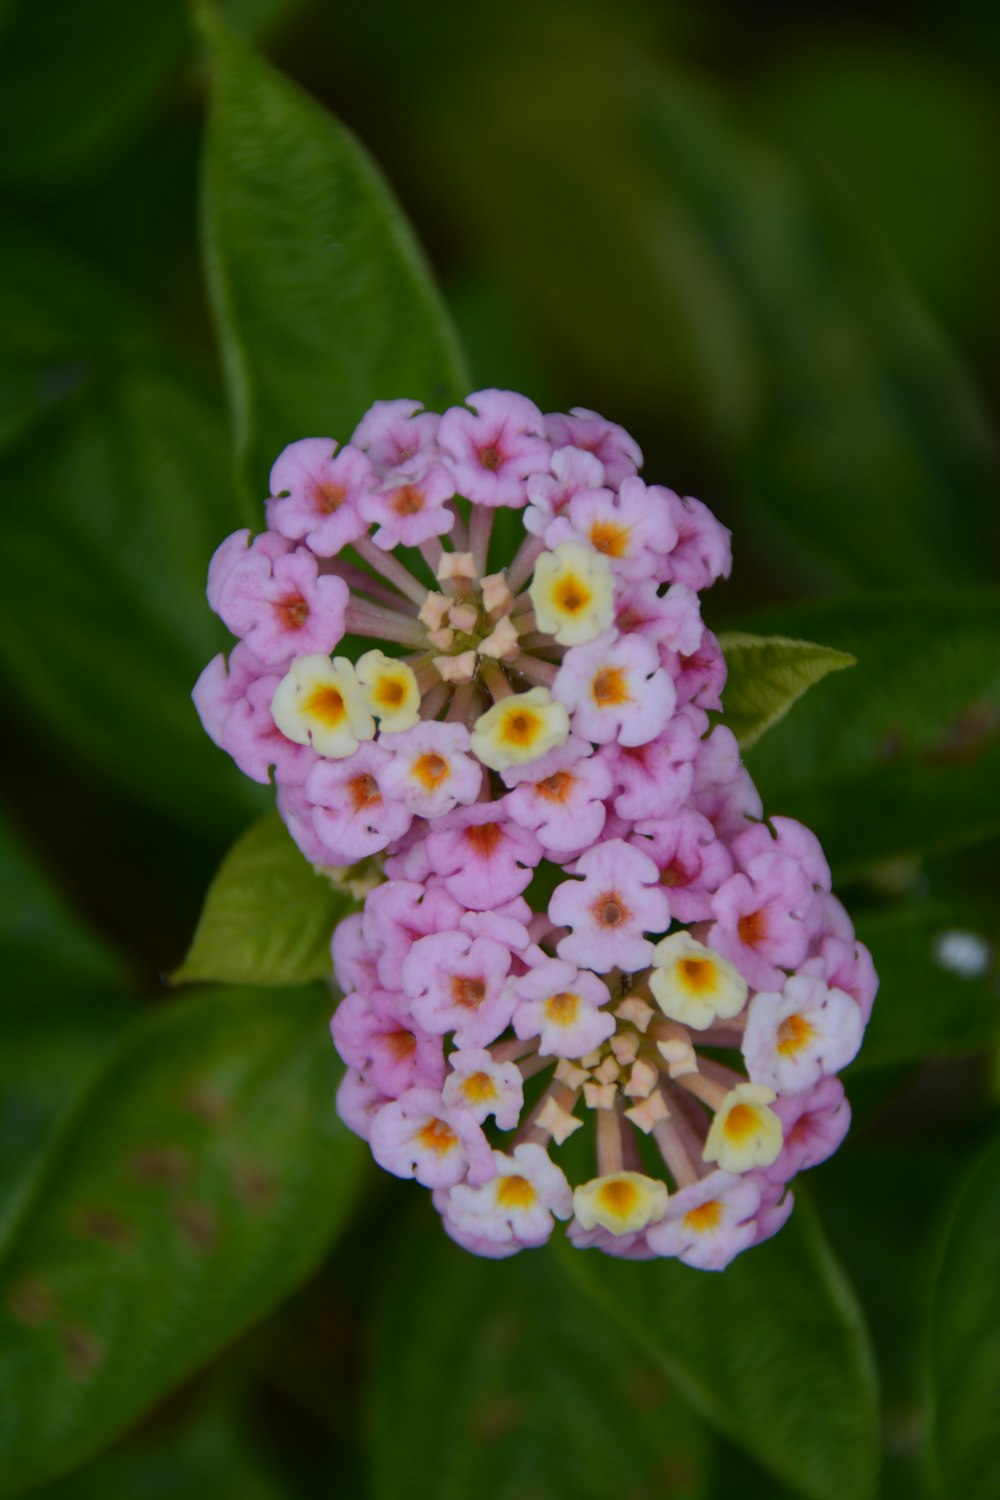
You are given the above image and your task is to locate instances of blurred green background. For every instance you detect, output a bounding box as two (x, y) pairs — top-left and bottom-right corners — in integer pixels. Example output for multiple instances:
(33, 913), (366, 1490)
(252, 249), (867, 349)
(1, 0), (999, 1496)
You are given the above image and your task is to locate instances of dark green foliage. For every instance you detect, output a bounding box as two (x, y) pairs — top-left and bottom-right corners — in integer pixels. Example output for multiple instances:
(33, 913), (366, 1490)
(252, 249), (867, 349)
(1, 0), (997, 1495)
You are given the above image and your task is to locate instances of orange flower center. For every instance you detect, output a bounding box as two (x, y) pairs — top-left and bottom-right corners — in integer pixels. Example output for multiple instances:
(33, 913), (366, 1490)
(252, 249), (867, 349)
(450, 975), (488, 1009)
(313, 480), (345, 514)
(414, 752), (449, 788)
(276, 594), (309, 630)
(391, 485), (425, 516)
(591, 667), (629, 706)
(738, 909), (767, 948)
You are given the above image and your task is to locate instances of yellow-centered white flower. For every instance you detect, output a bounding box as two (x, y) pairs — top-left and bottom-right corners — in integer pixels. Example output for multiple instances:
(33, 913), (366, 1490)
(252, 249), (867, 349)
(702, 1083), (783, 1173)
(271, 654), (375, 758)
(573, 1172), (669, 1235)
(529, 541), (615, 646)
(649, 931), (748, 1030)
(355, 649), (421, 732)
(470, 687), (570, 771)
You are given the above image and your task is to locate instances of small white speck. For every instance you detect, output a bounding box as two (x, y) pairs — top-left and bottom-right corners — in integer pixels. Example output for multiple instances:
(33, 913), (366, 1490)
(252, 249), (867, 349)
(932, 930), (993, 979)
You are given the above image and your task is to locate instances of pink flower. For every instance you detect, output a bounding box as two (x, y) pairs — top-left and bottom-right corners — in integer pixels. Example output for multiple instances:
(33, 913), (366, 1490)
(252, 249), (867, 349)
(441, 1048), (524, 1129)
(336, 1069), (389, 1141)
(659, 490), (732, 589)
(306, 743), (413, 862)
(524, 446), (609, 538)
(544, 407), (643, 487)
(510, 957), (615, 1058)
(192, 642), (268, 751)
(379, 721), (483, 818)
(553, 630), (677, 747)
(206, 528), (290, 617)
(743, 974), (864, 1094)
(358, 461), (457, 550)
(437, 388), (550, 508)
(425, 801), (543, 910)
(275, 782), (337, 865)
(748, 1178), (795, 1246)
(666, 628), (727, 712)
(732, 815), (832, 892)
(224, 675), (316, 786)
(709, 851), (815, 990)
(402, 928), (516, 1048)
(362, 878), (464, 989)
(550, 838), (670, 972)
(614, 579), (705, 657)
(601, 709), (701, 822)
(815, 936), (879, 1023)
(266, 438), (374, 557)
(646, 1171), (761, 1270)
(330, 989), (445, 1097)
(503, 740), (612, 856)
(764, 1077), (852, 1184)
(369, 1087), (494, 1188)
(630, 808), (733, 923)
(436, 1143), (572, 1248)
(214, 546), (349, 666)
(331, 911), (379, 994)
(350, 398), (441, 473)
(545, 478), (677, 581)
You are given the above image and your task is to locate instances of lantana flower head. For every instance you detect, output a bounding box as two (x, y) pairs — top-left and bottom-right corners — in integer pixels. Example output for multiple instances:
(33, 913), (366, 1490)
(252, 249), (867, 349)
(195, 388), (877, 1269)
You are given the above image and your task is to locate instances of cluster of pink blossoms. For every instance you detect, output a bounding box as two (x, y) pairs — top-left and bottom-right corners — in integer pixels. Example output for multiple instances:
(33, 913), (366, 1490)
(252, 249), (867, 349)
(195, 389), (876, 1268)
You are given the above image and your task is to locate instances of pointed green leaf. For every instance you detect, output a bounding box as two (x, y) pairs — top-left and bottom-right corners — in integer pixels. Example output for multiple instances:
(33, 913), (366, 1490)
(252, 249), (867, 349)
(561, 1199), (879, 1500)
(174, 812), (357, 987)
(717, 631), (855, 749)
(0, 983), (362, 1494)
(928, 1135), (1000, 1500)
(369, 1216), (708, 1500)
(198, 2), (468, 496)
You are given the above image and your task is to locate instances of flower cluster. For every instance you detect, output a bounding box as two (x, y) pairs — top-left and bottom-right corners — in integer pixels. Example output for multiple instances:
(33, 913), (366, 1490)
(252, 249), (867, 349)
(195, 388), (876, 1268)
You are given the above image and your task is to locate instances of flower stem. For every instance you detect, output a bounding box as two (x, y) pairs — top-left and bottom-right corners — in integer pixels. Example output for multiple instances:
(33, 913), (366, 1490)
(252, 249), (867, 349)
(506, 534), (545, 592)
(344, 600), (428, 646)
(469, 504), (494, 576)
(351, 534), (430, 607)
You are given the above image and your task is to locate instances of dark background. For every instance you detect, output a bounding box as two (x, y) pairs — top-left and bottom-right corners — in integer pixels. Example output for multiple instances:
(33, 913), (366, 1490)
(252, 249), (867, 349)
(1, 0), (998, 1496)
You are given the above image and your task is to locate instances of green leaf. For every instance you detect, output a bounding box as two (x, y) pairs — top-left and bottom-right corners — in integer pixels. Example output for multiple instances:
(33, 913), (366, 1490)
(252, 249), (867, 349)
(0, 359), (264, 835)
(31, 1384), (294, 1500)
(0, 812), (135, 1215)
(175, 812), (357, 987)
(0, 0), (188, 183)
(717, 631), (855, 749)
(928, 1134), (1000, 1500)
(633, 68), (999, 590)
(0, 983), (362, 1494)
(851, 903), (1000, 1069)
(561, 1199), (879, 1500)
(811, 1135), (967, 1500)
(739, 590), (1000, 876)
(759, 43), (999, 349)
(369, 1215), (708, 1500)
(198, 2), (468, 497)
(389, 6), (997, 589)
